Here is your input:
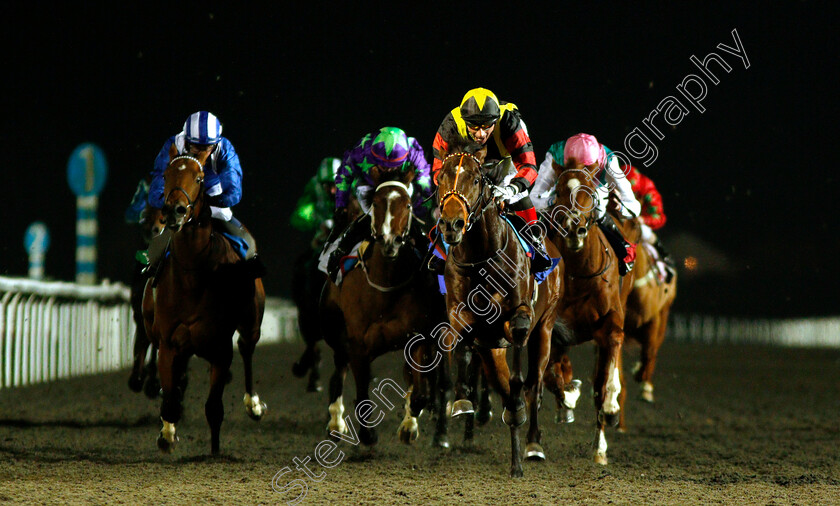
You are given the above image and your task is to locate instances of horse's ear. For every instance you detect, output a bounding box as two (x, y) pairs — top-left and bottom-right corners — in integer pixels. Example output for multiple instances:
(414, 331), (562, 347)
(586, 162), (600, 181)
(474, 147), (487, 164)
(167, 143), (179, 163)
(400, 165), (415, 186)
(551, 159), (563, 172)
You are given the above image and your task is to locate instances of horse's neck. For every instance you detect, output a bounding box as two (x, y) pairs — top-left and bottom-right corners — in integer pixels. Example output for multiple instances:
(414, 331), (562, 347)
(171, 222), (214, 269)
(367, 243), (417, 282)
(453, 207), (506, 263)
(564, 229), (609, 277)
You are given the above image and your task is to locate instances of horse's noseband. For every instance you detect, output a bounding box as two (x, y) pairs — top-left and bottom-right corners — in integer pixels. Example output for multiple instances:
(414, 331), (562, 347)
(164, 155), (205, 224)
(439, 153), (489, 232)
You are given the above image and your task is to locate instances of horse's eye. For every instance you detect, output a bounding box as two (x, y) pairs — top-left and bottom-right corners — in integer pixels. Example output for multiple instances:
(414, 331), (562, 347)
(474, 177), (479, 185)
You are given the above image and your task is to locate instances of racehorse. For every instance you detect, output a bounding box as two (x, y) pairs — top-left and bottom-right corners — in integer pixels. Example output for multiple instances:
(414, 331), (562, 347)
(543, 160), (636, 465)
(141, 153), (267, 455)
(320, 171), (449, 448)
(437, 152), (563, 478)
(623, 228), (677, 409)
(128, 206), (162, 399)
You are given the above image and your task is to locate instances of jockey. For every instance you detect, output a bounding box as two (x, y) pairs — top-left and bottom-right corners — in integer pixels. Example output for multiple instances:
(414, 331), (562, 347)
(324, 127), (434, 280)
(145, 111), (256, 273)
(624, 164), (675, 276)
(432, 88), (549, 261)
(291, 157), (342, 251)
(531, 133), (642, 275)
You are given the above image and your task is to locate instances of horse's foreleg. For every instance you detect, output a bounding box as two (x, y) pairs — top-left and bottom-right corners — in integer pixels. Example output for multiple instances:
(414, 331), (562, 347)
(238, 332), (267, 421)
(592, 313), (625, 465)
(398, 340), (430, 445)
(452, 343), (475, 418)
(349, 356), (377, 447)
(474, 367), (493, 426)
(636, 307), (671, 403)
(206, 355), (232, 456)
(157, 344), (187, 453)
(327, 350), (349, 438)
(143, 345), (161, 399)
(524, 321), (552, 462)
(432, 353), (452, 449)
(128, 323), (151, 393)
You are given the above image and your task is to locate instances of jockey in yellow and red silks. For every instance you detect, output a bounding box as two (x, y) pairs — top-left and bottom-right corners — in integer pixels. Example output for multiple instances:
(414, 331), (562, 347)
(432, 88), (540, 225)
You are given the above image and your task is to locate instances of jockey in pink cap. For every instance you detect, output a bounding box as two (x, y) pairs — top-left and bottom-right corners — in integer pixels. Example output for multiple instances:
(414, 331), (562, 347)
(531, 133), (642, 274)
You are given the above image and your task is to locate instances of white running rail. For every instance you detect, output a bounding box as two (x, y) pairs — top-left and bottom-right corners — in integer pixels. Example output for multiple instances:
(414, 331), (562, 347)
(0, 276), (301, 390)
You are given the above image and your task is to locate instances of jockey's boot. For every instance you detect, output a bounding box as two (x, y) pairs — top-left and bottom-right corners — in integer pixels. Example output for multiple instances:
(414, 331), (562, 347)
(653, 237), (674, 266)
(598, 215), (635, 276)
(527, 227), (552, 272)
(142, 228), (172, 280)
(327, 214), (371, 281)
(213, 217), (258, 260)
(426, 232), (447, 274)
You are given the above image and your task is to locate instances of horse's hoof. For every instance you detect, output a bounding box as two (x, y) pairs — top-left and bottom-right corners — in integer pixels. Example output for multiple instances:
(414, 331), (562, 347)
(594, 452), (608, 466)
(640, 382), (654, 403)
(451, 399), (474, 417)
(603, 412), (620, 428)
(397, 421), (419, 445)
(475, 408), (493, 426)
(432, 434), (451, 449)
(525, 442), (546, 461)
(128, 374), (143, 393)
(502, 405), (527, 427)
(157, 433), (178, 453)
(144, 379), (161, 399)
(510, 465), (524, 478)
(306, 380), (323, 393)
(244, 393), (267, 421)
(360, 429), (378, 447)
(556, 407), (575, 424)
(291, 361), (308, 378)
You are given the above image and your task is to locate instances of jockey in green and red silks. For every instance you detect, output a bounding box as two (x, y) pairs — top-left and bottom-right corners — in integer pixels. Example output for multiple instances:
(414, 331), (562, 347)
(323, 127), (434, 280)
(432, 88), (539, 225)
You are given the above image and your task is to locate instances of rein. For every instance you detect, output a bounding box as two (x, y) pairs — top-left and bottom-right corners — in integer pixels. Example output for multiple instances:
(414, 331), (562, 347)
(568, 235), (612, 281)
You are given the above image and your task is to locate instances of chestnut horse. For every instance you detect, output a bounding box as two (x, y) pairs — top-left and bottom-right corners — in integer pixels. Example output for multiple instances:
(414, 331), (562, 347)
(624, 231), (677, 407)
(142, 154), (267, 455)
(320, 174), (448, 448)
(543, 161), (635, 465)
(437, 152), (563, 477)
(128, 206), (163, 399)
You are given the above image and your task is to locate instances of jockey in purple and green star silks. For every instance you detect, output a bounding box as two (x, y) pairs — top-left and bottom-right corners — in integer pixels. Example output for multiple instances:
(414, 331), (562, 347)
(334, 127), (434, 218)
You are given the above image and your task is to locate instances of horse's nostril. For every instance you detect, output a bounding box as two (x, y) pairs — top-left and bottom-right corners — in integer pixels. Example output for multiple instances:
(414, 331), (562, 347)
(175, 205), (187, 216)
(577, 227), (587, 236)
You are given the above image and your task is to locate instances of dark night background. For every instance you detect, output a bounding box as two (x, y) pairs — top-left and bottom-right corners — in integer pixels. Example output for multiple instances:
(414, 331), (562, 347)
(0, 3), (835, 318)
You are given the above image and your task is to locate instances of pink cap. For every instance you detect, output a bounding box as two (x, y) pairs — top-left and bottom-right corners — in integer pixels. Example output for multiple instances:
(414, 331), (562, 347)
(563, 133), (606, 167)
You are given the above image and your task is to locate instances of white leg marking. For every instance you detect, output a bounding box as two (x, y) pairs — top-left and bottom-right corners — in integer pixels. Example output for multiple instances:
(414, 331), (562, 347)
(563, 379), (583, 409)
(328, 396), (347, 434)
(603, 364), (622, 414)
(244, 392), (265, 418)
(161, 419), (177, 444)
(594, 428), (608, 465)
(397, 387), (420, 442)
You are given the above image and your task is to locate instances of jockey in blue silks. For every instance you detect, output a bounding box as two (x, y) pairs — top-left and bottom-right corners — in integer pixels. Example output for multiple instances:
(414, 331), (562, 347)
(145, 111), (256, 273)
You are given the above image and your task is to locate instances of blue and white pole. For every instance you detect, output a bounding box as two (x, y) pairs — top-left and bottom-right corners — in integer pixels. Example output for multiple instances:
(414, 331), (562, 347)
(24, 221), (50, 280)
(67, 143), (108, 285)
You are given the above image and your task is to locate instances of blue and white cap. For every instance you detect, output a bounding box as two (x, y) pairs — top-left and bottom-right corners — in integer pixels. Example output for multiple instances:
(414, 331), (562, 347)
(183, 111), (223, 145)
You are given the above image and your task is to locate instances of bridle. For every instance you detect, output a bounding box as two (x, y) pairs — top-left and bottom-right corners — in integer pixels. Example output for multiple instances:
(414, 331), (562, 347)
(438, 152), (495, 232)
(370, 180), (413, 243)
(164, 155), (205, 225)
(360, 179), (424, 292)
(439, 152), (511, 268)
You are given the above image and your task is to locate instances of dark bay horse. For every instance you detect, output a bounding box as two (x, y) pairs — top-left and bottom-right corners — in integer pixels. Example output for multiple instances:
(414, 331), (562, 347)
(543, 160), (635, 465)
(291, 198), (362, 393)
(437, 152), (563, 477)
(624, 229), (677, 406)
(320, 174), (448, 448)
(128, 206), (163, 399)
(142, 154), (266, 455)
